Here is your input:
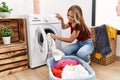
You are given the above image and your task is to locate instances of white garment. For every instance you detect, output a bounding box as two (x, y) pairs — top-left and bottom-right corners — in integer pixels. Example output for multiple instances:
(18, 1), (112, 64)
(62, 64), (89, 79)
(47, 33), (64, 61)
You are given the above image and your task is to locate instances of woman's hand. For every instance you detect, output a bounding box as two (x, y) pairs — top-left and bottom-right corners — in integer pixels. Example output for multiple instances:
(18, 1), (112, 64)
(50, 33), (56, 39)
(55, 13), (63, 20)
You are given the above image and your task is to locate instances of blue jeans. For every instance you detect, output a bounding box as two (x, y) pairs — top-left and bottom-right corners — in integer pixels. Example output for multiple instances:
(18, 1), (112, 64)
(62, 38), (94, 62)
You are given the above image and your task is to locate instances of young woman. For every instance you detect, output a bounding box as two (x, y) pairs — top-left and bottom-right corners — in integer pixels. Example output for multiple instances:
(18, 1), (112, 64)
(50, 5), (94, 62)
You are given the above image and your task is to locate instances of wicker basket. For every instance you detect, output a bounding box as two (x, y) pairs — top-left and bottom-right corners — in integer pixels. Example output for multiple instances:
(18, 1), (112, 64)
(91, 27), (117, 66)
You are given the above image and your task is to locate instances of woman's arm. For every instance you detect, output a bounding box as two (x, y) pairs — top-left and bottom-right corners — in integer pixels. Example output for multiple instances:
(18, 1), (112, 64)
(51, 30), (80, 43)
(56, 13), (69, 29)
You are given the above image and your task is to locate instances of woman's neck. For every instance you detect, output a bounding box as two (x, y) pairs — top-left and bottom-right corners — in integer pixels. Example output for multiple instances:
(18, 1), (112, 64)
(71, 22), (77, 28)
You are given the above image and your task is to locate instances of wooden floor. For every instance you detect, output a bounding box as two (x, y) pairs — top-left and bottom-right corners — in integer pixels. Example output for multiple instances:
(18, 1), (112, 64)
(0, 61), (120, 80)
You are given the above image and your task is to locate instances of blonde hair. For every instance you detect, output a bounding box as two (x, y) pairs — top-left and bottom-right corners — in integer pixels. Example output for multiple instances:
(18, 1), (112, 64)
(67, 5), (89, 37)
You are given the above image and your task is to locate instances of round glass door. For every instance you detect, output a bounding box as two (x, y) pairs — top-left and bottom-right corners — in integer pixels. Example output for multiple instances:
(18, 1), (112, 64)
(34, 27), (48, 61)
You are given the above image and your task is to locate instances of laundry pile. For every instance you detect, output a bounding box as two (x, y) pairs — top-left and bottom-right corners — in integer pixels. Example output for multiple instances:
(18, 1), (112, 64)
(51, 58), (90, 79)
(94, 24), (116, 59)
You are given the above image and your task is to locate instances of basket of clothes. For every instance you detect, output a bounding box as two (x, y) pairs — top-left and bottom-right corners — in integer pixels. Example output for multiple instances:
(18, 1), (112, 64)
(91, 24), (117, 65)
(47, 55), (96, 80)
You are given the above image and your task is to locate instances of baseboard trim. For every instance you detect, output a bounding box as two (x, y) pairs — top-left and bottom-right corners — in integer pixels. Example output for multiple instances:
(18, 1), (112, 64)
(116, 56), (120, 60)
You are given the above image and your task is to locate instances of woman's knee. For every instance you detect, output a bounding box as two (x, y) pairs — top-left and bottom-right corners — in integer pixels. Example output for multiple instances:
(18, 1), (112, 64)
(62, 44), (79, 55)
(62, 48), (73, 55)
(76, 50), (87, 58)
(76, 51), (90, 62)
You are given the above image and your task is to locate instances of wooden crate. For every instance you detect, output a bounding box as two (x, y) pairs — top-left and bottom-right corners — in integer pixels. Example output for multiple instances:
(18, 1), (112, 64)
(0, 18), (27, 44)
(91, 27), (117, 66)
(0, 18), (28, 76)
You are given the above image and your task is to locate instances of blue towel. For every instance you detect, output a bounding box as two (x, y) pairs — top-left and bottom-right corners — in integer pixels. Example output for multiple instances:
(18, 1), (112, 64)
(94, 24), (111, 56)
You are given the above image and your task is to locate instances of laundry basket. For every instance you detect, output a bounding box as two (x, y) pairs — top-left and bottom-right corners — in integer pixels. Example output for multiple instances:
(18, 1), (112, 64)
(91, 27), (117, 65)
(47, 56), (96, 80)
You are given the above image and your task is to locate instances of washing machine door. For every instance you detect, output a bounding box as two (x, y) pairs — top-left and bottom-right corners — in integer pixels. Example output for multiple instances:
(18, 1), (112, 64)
(34, 27), (48, 62)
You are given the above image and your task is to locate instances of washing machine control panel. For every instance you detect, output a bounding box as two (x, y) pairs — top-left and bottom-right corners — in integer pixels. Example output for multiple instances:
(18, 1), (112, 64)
(29, 16), (43, 25)
(26, 14), (61, 25)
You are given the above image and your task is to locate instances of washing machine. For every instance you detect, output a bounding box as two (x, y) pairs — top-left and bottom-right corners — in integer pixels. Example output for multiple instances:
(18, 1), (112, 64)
(22, 14), (62, 68)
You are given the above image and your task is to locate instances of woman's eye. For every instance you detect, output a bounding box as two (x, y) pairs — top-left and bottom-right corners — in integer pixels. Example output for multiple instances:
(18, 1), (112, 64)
(67, 15), (74, 18)
(67, 14), (70, 17)
(71, 16), (74, 18)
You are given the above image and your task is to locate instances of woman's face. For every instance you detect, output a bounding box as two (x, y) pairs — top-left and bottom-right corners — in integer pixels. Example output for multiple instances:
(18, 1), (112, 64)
(116, 0), (120, 16)
(67, 10), (75, 23)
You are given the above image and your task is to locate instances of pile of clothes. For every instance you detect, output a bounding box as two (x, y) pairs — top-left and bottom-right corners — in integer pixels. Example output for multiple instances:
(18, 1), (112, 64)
(51, 58), (90, 79)
(94, 24), (116, 59)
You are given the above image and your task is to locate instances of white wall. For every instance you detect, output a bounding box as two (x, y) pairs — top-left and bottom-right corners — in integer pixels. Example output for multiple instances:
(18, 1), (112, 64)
(95, 0), (120, 29)
(0, 0), (33, 17)
(40, 0), (93, 48)
(40, 0), (92, 26)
